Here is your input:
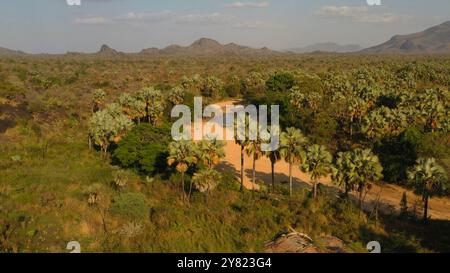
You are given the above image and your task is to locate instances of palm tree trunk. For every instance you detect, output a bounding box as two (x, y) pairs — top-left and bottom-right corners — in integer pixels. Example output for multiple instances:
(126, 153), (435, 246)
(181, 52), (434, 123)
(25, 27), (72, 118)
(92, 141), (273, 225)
(350, 116), (354, 137)
(359, 188), (364, 210)
(344, 182), (350, 197)
(252, 154), (256, 190)
(188, 176), (193, 202)
(181, 172), (186, 201)
(271, 160), (275, 193)
(240, 145), (244, 192)
(289, 161), (292, 197)
(313, 180), (318, 199)
(423, 196), (429, 222)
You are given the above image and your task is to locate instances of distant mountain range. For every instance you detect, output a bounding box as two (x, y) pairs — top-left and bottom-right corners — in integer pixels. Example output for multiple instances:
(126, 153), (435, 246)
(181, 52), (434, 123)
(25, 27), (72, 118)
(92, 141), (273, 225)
(363, 21), (450, 54)
(0, 47), (26, 56)
(286, 42), (363, 54)
(139, 38), (277, 56)
(1, 21), (450, 56)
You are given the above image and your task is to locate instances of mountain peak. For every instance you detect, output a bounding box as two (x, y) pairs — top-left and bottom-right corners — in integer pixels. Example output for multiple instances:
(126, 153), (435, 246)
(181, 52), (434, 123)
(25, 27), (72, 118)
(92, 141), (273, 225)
(190, 38), (222, 48)
(98, 44), (118, 55)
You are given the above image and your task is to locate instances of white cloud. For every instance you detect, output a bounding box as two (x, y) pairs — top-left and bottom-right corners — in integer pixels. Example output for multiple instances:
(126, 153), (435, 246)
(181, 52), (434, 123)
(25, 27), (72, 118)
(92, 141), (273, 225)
(116, 10), (175, 22)
(234, 21), (282, 29)
(315, 6), (399, 23)
(175, 13), (234, 24)
(75, 16), (108, 25)
(226, 1), (270, 8)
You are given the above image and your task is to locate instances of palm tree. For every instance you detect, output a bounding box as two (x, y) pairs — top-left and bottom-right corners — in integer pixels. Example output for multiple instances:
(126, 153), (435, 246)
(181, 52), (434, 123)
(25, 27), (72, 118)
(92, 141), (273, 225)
(89, 107), (133, 157)
(347, 97), (367, 137)
(245, 139), (263, 190)
(280, 128), (308, 197)
(353, 149), (384, 209)
(92, 89), (106, 114)
(167, 141), (198, 201)
(168, 85), (185, 106)
(262, 126), (281, 193)
(332, 149), (383, 209)
(301, 145), (333, 198)
(234, 115), (252, 191)
(332, 151), (357, 196)
(192, 169), (222, 195)
(118, 93), (146, 124)
(137, 87), (165, 125)
(407, 158), (448, 222)
(196, 137), (225, 168)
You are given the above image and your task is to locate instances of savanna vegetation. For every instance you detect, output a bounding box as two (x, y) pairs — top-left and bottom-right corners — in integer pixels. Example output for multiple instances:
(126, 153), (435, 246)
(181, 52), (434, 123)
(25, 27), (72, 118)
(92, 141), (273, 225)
(0, 54), (449, 253)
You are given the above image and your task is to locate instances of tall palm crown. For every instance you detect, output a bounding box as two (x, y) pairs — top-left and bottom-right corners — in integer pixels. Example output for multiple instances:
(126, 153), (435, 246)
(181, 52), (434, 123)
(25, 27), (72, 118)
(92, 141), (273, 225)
(354, 149), (383, 183)
(196, 138), (225, 168)
(167, 141), (198, 173)
(279, 128), (308, 164)
(332, 151), (357, 194)
(407, 158), (448, 200)
(407, 158), (448, 221)
(301, 145), (333, 181)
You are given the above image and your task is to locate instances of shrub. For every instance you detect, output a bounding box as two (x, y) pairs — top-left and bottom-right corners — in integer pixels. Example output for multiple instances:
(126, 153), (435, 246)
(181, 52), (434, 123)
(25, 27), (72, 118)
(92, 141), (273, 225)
(113, 123), (171, 174)
(111, 193), (148, 222)
(266, 71), (295, 92)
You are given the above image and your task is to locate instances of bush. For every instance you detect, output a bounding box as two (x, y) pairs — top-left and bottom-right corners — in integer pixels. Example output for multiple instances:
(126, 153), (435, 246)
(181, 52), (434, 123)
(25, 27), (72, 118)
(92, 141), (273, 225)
(112, 124), (171, 174)
(111, 193), (148, 222)
(266, 71), (295, 92)
(374, 127), (422, 184)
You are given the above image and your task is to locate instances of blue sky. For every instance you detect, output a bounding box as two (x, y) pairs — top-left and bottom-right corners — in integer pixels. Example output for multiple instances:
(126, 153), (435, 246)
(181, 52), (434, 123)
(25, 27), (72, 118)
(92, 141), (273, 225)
(0, 0), (449, 53)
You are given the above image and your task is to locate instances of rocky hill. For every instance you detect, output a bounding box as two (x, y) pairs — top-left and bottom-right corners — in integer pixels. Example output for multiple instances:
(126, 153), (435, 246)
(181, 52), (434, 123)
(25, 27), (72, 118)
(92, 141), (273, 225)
(362, 21), (450, 54)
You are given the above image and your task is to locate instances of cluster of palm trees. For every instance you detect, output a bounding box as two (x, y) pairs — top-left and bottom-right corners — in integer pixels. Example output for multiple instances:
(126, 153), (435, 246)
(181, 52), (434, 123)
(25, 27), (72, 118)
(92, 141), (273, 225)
(167, 138), (225, 201)
(88, 86), (185, 156)
(180, 74), (224, 98)
(228, 115), (383, 204)
(227, 115), (447, 221)
(322, 69), (449, 140)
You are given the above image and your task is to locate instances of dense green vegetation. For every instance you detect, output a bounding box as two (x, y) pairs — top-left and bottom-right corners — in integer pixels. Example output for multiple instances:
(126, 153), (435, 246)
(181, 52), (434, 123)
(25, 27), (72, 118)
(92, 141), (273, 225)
(0, 55), (449, 252)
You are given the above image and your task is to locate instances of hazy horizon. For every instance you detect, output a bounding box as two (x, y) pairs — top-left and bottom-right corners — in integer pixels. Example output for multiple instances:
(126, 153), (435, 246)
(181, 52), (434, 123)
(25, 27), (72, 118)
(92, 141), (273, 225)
(0, 0), (449, 54)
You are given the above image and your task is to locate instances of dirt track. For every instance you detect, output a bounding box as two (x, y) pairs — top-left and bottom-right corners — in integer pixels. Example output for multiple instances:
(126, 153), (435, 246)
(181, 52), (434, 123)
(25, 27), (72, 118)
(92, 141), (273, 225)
(200, 100), (450, 221)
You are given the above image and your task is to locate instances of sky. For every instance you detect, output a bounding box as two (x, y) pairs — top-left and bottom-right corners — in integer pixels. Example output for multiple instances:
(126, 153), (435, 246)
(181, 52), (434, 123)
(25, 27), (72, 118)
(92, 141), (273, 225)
(0, 0), (449, 53)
